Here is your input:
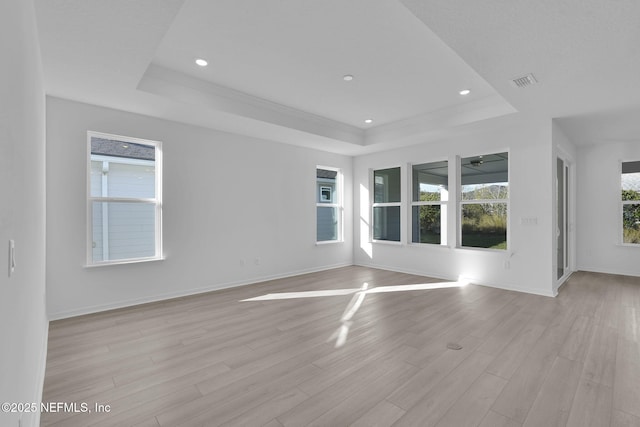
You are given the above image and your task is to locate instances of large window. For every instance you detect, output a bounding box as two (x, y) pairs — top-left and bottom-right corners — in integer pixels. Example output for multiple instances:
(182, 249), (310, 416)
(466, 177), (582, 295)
(460, 152), (508, 250)
(411, 161), (448, 245)
(621, 161), (640, 244)
(88, 132), (162, 265)
(373, 167), (401, 242)
(316, 167), (342, 242)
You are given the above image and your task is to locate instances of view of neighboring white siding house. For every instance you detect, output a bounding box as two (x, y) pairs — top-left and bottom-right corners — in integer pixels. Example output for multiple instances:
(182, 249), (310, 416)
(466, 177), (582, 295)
(316, 167), (341, 242)
(88, 134), (161, 264)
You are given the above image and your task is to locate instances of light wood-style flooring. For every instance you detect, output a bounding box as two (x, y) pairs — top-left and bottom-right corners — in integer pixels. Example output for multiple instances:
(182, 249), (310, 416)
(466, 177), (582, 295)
(41, 267), (640, 426)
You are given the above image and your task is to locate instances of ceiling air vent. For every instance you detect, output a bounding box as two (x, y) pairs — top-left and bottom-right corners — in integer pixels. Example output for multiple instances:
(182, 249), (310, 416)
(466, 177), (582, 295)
(510, 73), (537, 88)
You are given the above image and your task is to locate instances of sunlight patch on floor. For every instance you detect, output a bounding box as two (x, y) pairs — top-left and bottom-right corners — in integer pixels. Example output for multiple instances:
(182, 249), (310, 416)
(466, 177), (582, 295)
(241, 279), (469, 348)
(240, 280), (467, 302)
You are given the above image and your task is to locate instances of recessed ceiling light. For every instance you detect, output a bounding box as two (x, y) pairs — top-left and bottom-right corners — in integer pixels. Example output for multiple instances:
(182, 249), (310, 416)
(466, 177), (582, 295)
(343, 75), (354, 81)
(122, 144), (129, 148)
(364, 119), (373, 124)
(459, 89), (471, 96)
(195, 58), (208, 67)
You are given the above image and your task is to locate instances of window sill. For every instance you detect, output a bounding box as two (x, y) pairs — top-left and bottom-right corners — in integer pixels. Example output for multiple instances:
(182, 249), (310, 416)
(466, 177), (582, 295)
(407, 243), (451, 249)
(85, 256), (165, 268)
(454, 246), (509, 254)
(316, 240), (344, 246)
(372, 240), (402, 246)
(617, 243), (640, 248)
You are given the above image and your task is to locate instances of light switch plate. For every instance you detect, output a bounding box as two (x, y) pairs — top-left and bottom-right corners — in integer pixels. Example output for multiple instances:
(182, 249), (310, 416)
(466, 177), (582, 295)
(9, 239), (15, 277)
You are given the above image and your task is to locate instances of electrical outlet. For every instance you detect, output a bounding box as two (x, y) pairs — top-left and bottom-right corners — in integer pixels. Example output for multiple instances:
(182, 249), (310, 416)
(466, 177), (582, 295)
(504, 260), (510, 270)
(254, 257), (261, 266)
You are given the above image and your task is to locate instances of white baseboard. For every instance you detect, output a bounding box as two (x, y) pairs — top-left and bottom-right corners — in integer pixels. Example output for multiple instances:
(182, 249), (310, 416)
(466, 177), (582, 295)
(354, 261), (556, 297)
(48, 262), (353, 320)
(27, 318), (49, 427)
(354, 261), (455, 282)
(576, 265), (640, 278)
(472, 278), (556, 298)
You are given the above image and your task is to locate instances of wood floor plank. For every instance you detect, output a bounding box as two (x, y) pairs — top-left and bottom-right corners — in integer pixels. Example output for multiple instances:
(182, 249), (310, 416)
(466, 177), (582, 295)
(386, 335), (482, 411)
(132, 417), (161, 427)
(300, 342), (417, 397)
(469, 303), (521, 339)
(159, 363), (323, 426)
(303, 362), (417, 426)
(39, 267), (640, 427)
(582, 324), (617, 387)
(485, 321), (546, 380)
(90, 386), (203, 427)
(491, 315), (572, 423)
(478, 410), (522, 427)
(611, 410), (640, 427)
(559, 314), (594, 361)
(476, 309), (532, 356)
(218, 388), (309, 427)
(614, 337), (640, 418)
(276, 353), (416, 427)
(434, 373), (507, 427)
(566, 379), (613, 427)
(393, 351), (495, 427)
(350, 400), (405, 427)
(621, 307), (639, 342)
(521, 356), (583, 427)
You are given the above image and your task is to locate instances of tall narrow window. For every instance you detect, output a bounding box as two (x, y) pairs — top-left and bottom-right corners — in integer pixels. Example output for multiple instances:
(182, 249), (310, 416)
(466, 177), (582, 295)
(621, 161), (640, 244)
(316, 167), (342, 242)
(460, 152), (508, 250)
(88, 132), (162, 265)
(411, 161), (448, 245)
(373, 167), (401, 242)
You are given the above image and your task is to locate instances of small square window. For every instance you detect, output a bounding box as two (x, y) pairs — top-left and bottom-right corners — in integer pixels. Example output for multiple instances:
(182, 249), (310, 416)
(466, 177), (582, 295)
(320, 186), (332, 202)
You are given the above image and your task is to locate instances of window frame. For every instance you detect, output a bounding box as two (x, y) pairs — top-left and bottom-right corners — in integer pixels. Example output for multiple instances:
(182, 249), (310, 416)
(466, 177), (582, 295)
(86, 131), (163, 266)
(458, 151), (510, 251)
(409, 159), (449, 247)
(620, 159), (640, 246)
(316, 166), (343, 244)
(371, 166), (402, 244)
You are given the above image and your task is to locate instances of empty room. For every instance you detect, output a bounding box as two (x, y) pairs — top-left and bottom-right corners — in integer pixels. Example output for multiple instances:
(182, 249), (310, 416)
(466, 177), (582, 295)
(2, 0), (640, 426)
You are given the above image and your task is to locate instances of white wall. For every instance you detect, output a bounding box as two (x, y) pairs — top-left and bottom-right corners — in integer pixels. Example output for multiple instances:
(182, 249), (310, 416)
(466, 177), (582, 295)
(577, 141), (640, 276)
(0, 1), (48, 426)
(353, 115), (556, 296)
(46, 97), (353, 319)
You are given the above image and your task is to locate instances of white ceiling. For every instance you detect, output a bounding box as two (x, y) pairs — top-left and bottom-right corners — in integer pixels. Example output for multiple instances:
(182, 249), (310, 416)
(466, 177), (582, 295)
(152, 0), (500, 128)
(34, 0), (640, 155)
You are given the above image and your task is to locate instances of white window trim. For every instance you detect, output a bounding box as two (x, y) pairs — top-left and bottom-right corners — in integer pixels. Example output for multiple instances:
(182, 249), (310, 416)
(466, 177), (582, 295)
(86, 131), (163, 266)
(409, 160), (449, 247)
(316, 166), (343, 243)
(620, 196), (640, 246)
(457, 152), (510, 252)
(620, 159), (640, 246)
(371, 166), (402, 243)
